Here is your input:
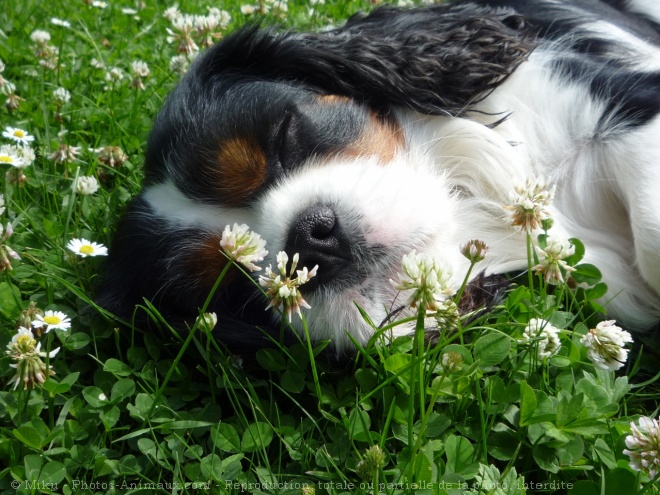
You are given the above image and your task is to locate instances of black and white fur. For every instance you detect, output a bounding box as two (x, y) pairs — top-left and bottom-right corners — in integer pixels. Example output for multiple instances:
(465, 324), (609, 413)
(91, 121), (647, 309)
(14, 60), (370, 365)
(98, 0), (660, 354)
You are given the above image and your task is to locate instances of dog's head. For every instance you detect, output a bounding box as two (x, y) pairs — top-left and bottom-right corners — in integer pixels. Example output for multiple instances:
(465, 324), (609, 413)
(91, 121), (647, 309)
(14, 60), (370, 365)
(98, 4), (533, 353)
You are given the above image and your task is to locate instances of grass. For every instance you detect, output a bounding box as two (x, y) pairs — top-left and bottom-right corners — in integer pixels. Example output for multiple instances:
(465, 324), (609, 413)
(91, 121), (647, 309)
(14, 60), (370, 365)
(1, 0), (660, 494)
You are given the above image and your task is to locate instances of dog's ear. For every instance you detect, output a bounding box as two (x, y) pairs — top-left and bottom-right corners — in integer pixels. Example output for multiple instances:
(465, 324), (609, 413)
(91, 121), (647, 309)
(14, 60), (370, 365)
(201, 3), (534, 115)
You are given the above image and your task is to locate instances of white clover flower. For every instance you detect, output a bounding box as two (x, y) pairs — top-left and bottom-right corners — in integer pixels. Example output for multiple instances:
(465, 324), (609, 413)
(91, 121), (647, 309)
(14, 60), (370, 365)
(91, 58), (105, 70)
(523, 318), (561, 360)
(30, 30), (52, 45)
(163, 4), (181, 21)
(504, 175), (556, 232)
(220, 223), (268, 272)
(580, 320), (633, 371)
(208, 8), (231, 28)
(50, 18), (72, 28)
(259, 251), (318, 322)
(53, 87), (71, 104)
(0, 222), (20, 271)
(167, 15), (199, 55)
(130, 60), (150, 78)
(241, 5), (258, 15)
(441, 351), (464, 373)
(105, 67), (124, 84)
(97, 145), (128, 167)
(533, 237), (576, 285)
(356, 445), (387, 480)
(73, 175), (100, 196)
(1, 80), (16, 95)
(0, 145), (25, 167)
(32, 310), (72, 333)
(3, 126), (35, 145)
(460, 239), (488, 263)
(49, 143), (80, 163)
(623, 416), (660, 479)
(67, 238), (108, 258)
(6, 327), (60, 390)
(169, 55), (190, 75)
(196, 312), (218, 332)
(16, 146), (35, 167)
(391, 250), (456, 313)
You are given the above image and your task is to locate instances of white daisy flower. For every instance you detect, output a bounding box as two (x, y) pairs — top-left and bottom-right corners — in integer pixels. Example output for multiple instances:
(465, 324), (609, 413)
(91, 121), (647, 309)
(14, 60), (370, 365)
(6, 327), (60, 390)
(580, 320), (633, 371)
(0, 145), (25, 167)
(3, 127), (35, 145)
(32, 310), (72, 333)
(523, 318), (562, 360)
(67, 238), (108, 257)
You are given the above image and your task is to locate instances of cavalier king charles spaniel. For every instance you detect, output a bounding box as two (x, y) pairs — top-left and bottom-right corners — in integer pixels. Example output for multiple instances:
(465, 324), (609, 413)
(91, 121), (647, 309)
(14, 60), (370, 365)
(98, 0), (660, 354)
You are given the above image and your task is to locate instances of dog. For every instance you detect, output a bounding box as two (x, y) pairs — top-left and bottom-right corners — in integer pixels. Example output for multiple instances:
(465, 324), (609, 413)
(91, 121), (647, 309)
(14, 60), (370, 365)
(98, 0), (660, 354)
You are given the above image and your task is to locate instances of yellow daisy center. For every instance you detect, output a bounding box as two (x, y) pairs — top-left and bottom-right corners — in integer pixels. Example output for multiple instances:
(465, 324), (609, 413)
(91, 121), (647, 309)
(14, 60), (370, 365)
(13, 130), (26, 138)
(79, 245), (95, 255)
(0, 155), (14, 163)
(44, 315), (62, 325)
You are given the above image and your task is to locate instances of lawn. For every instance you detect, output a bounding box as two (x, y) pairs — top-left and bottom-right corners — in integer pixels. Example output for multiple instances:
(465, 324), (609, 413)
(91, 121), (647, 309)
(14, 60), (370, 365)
(1, 0), (660, 494)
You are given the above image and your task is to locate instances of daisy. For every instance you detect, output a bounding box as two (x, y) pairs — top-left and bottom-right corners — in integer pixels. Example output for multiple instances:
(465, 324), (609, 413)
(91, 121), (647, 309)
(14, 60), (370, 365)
(6, 327), (60, 390)
(3, 127), (34, 145)
(32, 310), (71, 333)
(67, 238), (108, 257)
(0, 145), (24, 167)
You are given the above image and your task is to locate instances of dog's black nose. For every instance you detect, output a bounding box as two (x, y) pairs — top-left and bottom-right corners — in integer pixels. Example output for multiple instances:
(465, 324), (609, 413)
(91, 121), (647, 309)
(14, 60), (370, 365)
(284, 204), (352, 287)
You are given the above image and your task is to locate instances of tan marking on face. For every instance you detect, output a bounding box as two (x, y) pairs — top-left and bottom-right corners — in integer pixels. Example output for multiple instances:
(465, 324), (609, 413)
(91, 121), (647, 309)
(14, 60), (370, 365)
(185, 234), (236, 289)
(347, 112), (404, 163)
(217, 137), (267, 205)
(318, 95), (405, 163)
